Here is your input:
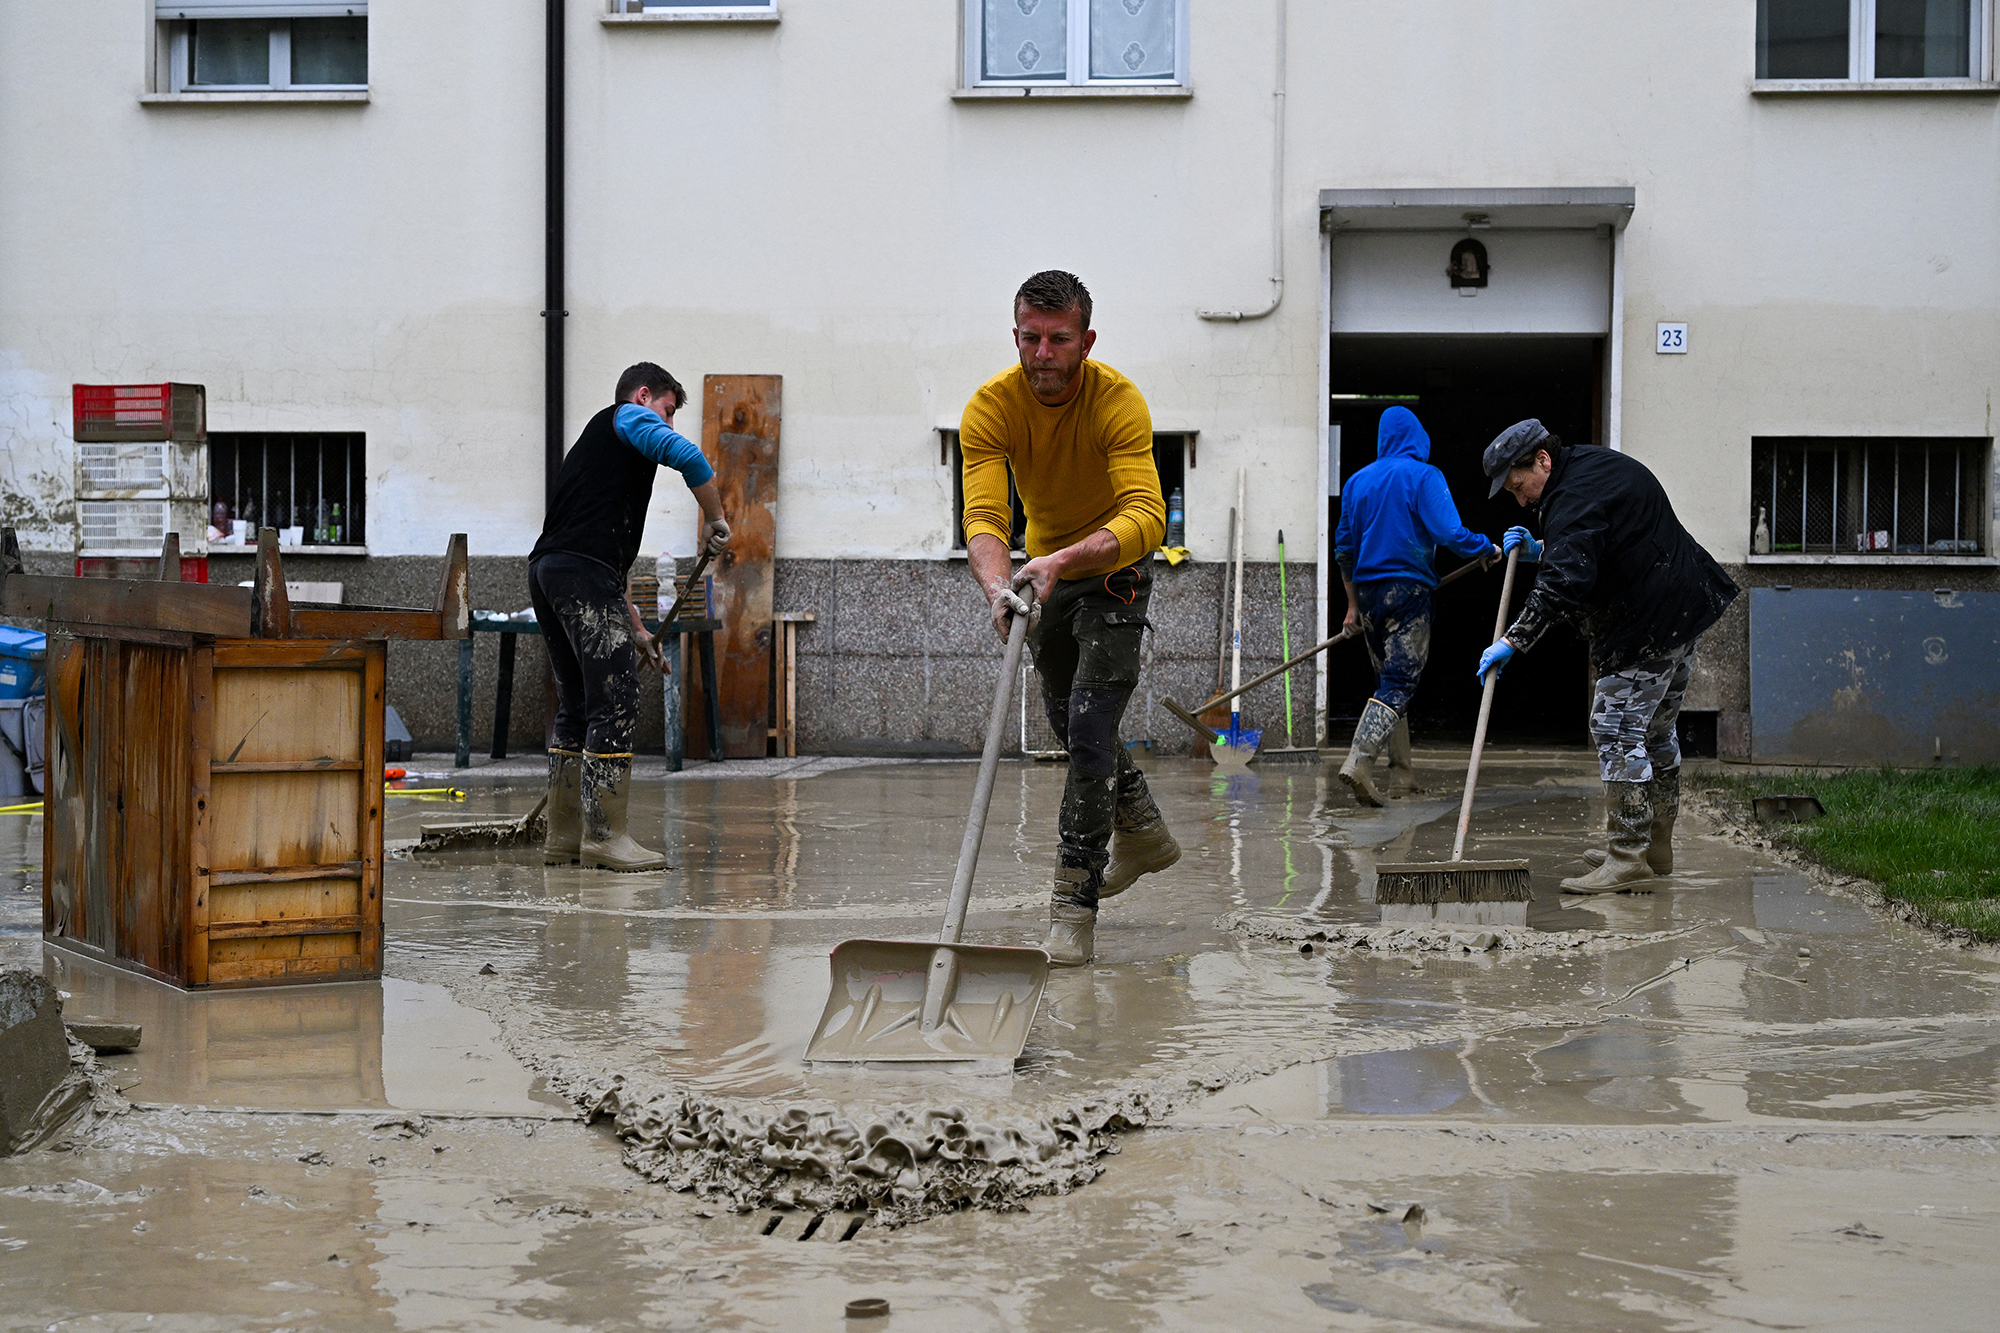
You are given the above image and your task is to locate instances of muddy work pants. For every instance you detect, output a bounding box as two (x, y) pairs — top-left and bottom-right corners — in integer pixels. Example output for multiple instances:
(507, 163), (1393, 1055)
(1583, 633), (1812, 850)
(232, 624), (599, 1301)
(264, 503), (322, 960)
(1030, 563), (1156, 912)
(1354, 578), (1433, 715)
(1589, 638), (1700, 784)
(529, 553), (643, 755)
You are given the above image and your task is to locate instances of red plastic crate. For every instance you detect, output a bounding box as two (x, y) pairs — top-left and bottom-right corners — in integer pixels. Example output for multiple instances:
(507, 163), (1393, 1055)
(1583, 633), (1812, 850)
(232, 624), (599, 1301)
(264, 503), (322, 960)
(72, 383), (206, 443)
(75, 556), (209, 584)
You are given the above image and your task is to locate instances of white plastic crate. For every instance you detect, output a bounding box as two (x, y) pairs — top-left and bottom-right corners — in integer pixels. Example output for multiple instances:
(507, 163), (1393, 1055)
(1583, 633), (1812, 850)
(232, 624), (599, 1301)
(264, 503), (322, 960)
(78, 500), (168, 551)
(77, 441), (169, 493)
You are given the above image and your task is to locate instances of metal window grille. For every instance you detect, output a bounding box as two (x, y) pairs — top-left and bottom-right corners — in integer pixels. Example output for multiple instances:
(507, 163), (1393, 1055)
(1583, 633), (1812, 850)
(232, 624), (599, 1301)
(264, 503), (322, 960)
(1750, 437), (1989, 556)
(208, 432), (366, 546)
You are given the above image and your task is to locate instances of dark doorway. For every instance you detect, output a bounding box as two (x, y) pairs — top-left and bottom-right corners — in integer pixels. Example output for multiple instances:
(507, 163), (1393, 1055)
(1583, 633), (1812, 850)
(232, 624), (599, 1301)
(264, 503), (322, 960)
(1326, 335), (1600, 746)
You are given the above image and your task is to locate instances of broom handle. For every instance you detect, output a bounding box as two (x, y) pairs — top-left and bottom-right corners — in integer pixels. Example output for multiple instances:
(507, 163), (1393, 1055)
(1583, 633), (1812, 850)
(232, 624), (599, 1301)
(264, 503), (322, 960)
(1189, 548), (1498, 716)
(1452, 548), (1520, 862)
(940, 589), (1031, 944)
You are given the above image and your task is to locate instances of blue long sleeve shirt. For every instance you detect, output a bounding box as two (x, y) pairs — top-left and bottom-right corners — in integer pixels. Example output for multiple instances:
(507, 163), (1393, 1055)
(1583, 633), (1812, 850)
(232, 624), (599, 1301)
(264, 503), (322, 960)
(1334, 406), (1491, 587)
(615, 403), (714, 488)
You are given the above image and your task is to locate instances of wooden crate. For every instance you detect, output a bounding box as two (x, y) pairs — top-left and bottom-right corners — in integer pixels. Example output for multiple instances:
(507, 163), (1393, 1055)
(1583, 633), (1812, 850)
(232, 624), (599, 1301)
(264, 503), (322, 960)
(9, 527), (465, 990)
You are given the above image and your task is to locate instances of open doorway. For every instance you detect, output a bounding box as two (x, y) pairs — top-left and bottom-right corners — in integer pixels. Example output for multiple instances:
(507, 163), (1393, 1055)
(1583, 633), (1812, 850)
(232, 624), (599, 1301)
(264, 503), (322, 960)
(1326, 335), (1600, 746)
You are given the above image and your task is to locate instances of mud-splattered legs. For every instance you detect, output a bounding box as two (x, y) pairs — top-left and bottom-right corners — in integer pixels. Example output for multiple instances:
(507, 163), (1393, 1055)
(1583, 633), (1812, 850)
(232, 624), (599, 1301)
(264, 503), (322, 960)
(528, 553), (642, 755)
(1030, 564), (1153, 913)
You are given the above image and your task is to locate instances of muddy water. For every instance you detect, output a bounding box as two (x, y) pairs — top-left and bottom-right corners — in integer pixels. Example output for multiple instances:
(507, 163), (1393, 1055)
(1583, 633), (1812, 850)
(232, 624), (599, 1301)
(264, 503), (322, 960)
(3, 751), (1997, 1326)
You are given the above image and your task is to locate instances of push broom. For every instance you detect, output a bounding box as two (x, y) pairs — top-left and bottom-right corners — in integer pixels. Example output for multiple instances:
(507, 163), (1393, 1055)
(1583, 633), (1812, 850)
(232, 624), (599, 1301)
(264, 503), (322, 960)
(1373, 548), (1532, 926)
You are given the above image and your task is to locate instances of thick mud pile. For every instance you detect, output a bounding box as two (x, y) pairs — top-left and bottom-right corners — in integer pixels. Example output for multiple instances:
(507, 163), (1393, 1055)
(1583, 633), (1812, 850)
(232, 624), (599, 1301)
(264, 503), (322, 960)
(1220, 908), (1688, 954)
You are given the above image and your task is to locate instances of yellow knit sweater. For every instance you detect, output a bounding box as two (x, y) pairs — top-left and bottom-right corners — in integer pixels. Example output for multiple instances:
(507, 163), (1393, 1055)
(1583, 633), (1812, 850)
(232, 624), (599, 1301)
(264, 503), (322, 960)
(958, 361), (1165, 579)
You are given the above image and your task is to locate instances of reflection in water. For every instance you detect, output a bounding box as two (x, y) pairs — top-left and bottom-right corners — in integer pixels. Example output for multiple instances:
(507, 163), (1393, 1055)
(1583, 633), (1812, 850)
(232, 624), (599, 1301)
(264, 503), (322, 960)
(360, 759), (2000, 1129)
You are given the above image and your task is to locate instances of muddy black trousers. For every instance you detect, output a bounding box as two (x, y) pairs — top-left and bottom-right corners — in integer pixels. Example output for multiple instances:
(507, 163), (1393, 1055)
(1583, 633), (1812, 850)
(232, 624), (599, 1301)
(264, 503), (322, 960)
(1029, 563), (1157, 911)
(528, 553), (642, 755)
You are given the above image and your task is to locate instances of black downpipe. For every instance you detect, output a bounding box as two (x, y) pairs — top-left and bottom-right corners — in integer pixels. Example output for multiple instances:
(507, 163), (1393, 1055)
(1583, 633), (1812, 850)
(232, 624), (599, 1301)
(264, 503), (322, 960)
(543, 0), (566, 502)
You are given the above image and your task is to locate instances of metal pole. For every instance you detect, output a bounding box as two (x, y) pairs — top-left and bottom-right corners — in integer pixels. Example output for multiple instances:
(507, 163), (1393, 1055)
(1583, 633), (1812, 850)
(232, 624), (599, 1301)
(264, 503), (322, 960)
(543, 0), (566, 504)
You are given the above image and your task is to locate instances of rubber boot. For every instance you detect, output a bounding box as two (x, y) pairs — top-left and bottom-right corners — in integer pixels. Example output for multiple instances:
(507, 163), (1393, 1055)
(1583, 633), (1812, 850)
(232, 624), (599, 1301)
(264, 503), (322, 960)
(1581, 767), (1678, 875)
(1385, 715), (1424, 795)
(579, 752), (668, 872)
(542, 748), (583, 865)
(1339, 698), (1399, 808)
(1044, 868), (1096, 967)
(1561, 782), (1655, 894)
(1100, 787), (1180, 900)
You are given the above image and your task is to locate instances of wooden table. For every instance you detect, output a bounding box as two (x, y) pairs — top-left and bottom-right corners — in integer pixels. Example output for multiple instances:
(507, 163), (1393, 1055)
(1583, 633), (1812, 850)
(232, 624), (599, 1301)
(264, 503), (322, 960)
(0, 528), (468, 990)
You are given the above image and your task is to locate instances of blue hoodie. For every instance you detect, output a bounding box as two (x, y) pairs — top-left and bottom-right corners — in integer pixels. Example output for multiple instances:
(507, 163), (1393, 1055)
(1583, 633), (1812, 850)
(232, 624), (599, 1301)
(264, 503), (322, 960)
(1334, 407), (1491, 586)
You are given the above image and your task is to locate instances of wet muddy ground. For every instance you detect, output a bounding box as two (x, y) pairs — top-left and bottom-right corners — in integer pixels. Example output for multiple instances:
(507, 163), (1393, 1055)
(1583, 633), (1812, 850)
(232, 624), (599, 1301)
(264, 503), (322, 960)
(2, 749), (1996, 1329)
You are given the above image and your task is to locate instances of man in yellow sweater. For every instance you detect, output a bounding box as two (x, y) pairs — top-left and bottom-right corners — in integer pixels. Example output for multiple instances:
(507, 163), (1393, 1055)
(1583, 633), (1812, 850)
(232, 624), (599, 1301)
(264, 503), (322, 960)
(960, 270), (1176, 967)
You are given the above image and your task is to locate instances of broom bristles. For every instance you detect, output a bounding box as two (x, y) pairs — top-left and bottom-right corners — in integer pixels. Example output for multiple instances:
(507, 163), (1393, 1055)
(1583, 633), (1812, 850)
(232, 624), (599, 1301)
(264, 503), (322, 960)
(1374, 859), (1531, 904)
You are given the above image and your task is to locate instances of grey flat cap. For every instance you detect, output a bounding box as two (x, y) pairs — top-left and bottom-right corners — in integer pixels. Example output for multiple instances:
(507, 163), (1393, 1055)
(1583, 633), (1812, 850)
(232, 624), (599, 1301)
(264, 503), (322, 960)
(1484, 419), (1550, 497)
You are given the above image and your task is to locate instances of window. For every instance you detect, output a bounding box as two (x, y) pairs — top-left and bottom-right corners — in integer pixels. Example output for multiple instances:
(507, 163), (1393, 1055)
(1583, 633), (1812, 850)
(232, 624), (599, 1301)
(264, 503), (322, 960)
(604, 0), (777, 14)
(944, 429), (1189, 553)
(966, 0), (1187, 87)
(158, 4), (367, 93)
(209, 433), (366, 549)
(1750, 437), (1990, 558)
(1756, 0), (1988, 82)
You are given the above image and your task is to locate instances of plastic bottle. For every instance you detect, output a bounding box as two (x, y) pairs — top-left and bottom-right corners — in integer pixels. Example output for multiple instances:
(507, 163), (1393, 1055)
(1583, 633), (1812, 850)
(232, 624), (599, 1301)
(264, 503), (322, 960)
(1165, 487), (1185, 547)
(1752, 506), (1770, 556)
(330, 503), (343, 544)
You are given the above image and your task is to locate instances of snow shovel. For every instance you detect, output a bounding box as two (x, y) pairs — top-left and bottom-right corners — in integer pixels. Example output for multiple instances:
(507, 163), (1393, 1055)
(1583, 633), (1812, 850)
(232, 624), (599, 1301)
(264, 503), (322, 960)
(804, 590), (1050, 1072)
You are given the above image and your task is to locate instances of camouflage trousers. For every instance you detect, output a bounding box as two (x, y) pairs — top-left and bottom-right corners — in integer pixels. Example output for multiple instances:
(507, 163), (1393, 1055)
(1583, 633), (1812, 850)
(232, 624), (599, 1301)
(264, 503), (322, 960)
(1589, 638), (1700, 784)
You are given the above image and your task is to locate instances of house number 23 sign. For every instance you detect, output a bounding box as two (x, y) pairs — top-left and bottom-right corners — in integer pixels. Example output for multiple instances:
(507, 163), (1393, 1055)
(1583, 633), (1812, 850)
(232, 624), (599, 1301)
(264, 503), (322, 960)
(1657, 323), (1688, 354)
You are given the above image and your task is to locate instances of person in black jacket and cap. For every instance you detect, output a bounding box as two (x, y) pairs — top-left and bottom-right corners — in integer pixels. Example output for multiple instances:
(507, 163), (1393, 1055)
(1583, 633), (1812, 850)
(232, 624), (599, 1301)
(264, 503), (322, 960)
(1476, 420), (1738, 893)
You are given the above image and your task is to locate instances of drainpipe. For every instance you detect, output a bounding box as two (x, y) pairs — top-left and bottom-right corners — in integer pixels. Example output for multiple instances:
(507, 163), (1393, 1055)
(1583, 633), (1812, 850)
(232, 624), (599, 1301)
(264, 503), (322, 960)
(543, 0), (567, 500)
(1197, 0), (1286, 322)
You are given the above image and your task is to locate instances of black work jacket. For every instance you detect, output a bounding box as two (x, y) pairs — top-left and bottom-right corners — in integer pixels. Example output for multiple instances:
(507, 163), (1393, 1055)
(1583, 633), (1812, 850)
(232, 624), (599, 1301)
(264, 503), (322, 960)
(529, 404), (658, 579)
(1505, 445), (1738, 674)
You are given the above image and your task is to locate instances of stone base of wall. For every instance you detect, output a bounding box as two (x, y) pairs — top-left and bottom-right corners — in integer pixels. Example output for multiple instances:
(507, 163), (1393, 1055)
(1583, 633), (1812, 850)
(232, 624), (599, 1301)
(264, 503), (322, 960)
(21, 550), (1990, 759)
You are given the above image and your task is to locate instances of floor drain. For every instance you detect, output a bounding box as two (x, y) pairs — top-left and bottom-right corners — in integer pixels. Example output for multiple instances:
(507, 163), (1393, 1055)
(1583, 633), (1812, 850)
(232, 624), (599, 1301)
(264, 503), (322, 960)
(798, 1214), (824, 1241)
(757, 1210), (867, 1241)
(760, 1214), (783, 1236)
(840, 1217), (866, 1242)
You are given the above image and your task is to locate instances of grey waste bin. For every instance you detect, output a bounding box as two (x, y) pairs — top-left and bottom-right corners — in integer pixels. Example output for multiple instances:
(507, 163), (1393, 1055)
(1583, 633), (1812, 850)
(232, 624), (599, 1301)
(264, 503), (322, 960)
(0, 696), (44, 798)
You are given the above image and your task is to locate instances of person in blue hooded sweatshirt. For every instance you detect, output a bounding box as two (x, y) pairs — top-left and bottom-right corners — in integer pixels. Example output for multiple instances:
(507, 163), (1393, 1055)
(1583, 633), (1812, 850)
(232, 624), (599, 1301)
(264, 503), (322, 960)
(1332, 407), (1498, 805)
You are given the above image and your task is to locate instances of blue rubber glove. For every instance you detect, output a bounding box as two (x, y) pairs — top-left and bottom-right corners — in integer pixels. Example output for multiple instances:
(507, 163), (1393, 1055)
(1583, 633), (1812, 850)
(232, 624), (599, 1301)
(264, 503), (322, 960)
(1502, 526), (1542, 563)
(1476, 638), (1516, 683)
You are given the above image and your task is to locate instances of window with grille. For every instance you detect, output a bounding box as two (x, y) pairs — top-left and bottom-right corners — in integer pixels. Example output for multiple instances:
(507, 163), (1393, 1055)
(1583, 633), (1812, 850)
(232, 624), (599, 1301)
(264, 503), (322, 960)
(1750, 437), (1990, 557)
(944, 429), (1187, 554)
(1756, 0), (1989, 82)
(209, 433), (365, 548)
(965, 0), (1188, 87)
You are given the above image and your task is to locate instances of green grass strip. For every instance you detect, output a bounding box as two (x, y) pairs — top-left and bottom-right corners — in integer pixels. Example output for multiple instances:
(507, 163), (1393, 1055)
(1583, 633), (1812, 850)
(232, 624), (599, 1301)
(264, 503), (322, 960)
(1695, 766), (2000, 942)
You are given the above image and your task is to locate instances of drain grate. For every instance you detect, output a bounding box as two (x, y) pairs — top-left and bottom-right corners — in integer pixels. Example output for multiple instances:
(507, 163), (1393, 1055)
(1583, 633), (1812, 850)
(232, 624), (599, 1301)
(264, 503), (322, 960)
(755, 1210), (867, 1242)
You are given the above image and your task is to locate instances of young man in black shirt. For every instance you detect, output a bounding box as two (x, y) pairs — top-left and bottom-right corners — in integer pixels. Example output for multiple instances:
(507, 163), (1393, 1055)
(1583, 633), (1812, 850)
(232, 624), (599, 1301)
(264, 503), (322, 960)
(530, 363), (729, 871)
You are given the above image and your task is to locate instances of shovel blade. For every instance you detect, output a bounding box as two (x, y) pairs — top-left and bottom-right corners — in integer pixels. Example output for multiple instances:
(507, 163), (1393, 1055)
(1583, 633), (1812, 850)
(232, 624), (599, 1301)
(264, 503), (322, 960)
(804, 938), (1050, 1069)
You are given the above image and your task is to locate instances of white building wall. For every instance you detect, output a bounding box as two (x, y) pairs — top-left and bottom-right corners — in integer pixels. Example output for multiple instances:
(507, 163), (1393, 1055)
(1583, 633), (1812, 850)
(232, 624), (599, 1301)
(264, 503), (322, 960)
(2, 1), (1994, 567)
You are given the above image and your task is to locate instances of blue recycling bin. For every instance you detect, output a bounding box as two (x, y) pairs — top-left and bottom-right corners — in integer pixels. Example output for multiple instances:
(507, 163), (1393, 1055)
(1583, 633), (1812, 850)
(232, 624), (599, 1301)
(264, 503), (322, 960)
(0, 624), (46, 700)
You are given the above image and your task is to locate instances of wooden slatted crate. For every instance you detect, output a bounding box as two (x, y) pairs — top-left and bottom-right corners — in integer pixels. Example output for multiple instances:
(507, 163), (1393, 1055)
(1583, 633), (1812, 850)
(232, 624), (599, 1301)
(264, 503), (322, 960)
(7, 527), (467, 990)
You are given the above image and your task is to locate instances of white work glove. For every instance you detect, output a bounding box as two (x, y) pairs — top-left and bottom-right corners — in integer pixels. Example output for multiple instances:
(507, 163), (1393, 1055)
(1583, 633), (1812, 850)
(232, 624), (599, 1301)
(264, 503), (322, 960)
(989, 580), (1040, 641)
(701, 515), (732, 557)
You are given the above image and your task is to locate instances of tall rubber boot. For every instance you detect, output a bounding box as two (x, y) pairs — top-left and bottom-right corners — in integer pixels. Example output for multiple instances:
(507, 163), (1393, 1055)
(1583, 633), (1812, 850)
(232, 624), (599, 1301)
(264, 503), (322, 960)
(579, 752), (669, 872)
(1339, 698), (1399, 808)
(1385, 715), (1424, 795)
(1561, 782), (1655, 894)
(1101, 784), (1179, 900)
(1581, 767), (1678, 875)
(542, 748), (583, 865)
(1044, 867), (1096, 967)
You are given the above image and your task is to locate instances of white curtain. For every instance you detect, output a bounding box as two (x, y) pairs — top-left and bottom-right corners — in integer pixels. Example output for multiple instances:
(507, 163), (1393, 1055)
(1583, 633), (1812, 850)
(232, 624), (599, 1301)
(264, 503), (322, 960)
(983, 0), (1068, 81)
(1090, 0), (1173, 80)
